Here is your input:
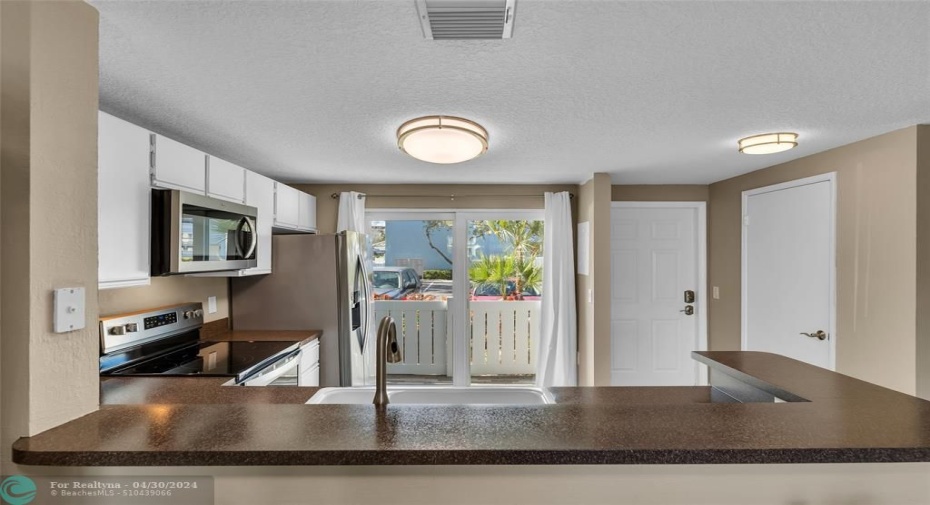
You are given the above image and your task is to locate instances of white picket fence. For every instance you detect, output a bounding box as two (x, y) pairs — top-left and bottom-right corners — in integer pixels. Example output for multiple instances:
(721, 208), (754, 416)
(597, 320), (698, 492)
(373, 300), (449, 375)
(470, 301), (539, 375)
(373, 299), (540, 376)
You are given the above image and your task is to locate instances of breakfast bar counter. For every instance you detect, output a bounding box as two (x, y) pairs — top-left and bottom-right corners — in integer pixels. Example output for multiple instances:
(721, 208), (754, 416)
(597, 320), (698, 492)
(13, 352), (930, 466)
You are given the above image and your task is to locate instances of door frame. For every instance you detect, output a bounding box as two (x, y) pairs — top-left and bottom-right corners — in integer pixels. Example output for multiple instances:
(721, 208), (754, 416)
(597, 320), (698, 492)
(610, 201), (709, 385)
(740, 172), (837, 370)
(366, 208), (544, 387)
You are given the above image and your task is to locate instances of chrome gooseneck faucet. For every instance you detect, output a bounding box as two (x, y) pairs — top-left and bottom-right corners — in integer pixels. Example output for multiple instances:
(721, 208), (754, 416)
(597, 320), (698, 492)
(374, 316), (402, 407)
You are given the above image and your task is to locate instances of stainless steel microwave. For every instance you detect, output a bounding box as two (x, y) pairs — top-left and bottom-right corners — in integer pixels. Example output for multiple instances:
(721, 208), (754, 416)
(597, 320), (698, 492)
(151, 190), (258, 275)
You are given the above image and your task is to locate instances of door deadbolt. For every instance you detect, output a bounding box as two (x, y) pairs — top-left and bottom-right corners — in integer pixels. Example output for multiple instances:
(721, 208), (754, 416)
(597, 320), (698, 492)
(684, 290), (695, 303)
(680, 305), (694, 316)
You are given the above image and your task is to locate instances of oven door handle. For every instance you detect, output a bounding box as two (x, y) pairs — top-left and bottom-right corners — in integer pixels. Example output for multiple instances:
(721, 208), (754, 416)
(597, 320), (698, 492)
(236, 348), (301, 386)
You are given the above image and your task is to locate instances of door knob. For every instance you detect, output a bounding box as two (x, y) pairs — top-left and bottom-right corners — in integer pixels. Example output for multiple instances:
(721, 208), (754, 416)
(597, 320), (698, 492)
(800, 330), (827, 341)
(680, 305), (694, 316)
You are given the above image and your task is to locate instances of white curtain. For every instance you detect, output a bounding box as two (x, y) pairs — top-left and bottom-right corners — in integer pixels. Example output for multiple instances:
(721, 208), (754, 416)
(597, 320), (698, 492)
(336, 191), (366, 233)
(536, 191), (578, 387)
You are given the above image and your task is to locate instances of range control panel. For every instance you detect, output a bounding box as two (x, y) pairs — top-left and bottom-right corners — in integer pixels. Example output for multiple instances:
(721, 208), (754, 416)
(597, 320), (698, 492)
(144, 312), (178, 330)
(100, 302), (204, 355)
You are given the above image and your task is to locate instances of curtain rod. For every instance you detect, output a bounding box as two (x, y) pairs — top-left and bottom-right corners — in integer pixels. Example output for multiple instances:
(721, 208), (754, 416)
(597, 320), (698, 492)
(330, 192), (574, 200)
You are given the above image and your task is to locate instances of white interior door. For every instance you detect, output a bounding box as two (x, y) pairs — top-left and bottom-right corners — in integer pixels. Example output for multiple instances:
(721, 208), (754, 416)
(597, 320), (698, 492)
(742, 174), (836, 369)
(610, 203), (706, 386)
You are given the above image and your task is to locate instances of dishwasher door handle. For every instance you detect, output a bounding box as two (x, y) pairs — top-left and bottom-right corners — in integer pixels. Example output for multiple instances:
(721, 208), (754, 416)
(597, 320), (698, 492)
(237, 348), (301, 386)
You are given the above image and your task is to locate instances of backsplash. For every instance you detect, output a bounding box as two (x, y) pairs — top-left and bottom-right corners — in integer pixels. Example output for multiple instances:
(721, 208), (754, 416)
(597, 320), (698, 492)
(98, 276), (229, 323)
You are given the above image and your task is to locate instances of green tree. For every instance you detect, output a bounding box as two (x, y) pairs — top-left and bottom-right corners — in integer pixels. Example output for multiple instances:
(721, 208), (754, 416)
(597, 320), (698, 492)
(486, 220), (543, 296)
(468, 254), (514, 299)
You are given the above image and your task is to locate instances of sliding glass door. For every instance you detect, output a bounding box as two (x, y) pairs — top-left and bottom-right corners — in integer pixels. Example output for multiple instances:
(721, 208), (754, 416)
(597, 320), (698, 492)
(368, 210), (543, 386)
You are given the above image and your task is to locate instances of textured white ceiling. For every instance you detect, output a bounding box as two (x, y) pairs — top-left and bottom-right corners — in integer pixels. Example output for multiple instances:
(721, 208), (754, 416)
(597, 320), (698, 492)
(92, 0), (930, 185)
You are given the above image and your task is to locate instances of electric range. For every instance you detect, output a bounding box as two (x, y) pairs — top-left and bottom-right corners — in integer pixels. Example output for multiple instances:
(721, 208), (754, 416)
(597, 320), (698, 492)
(99, 302), (298, 384)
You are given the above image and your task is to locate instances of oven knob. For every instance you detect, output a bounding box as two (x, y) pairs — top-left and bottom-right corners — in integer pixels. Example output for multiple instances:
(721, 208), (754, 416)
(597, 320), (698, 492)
(183, 311), (194, 319)
(194, 309), (204, 318)
(109, 326), (125, 335)
(125, 323), (138, 333)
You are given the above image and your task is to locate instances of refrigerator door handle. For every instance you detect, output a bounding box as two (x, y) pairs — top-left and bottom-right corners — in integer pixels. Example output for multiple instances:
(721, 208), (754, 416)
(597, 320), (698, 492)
(358, 255), (373, 352)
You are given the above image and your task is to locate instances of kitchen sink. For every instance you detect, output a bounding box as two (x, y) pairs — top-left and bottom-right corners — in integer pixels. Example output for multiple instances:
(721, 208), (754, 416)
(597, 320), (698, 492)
(306, 386), (555, 405)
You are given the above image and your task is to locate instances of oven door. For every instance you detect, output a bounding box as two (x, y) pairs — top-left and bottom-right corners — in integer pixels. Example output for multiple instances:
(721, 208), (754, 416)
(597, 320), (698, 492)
(238, 348), (301, 387)
(152, 190), (259, 275)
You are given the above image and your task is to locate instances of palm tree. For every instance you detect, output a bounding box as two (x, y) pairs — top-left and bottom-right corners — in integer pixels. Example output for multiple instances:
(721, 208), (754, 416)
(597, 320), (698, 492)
(484, 220), (543, 297)
(487, 220), (543, 262)
(468, 254), (513, 299)
(514, 257), (543, 296)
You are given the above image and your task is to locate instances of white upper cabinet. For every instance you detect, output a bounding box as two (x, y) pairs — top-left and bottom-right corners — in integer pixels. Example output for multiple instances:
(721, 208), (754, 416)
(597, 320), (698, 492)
(245, 171), (275, 273)
(98, 112), (151, 289)
(297, 191), (318, 232)
(206, 156), (246, 203)
(274, 182), (300, 229)
(150, 134), (207, 193)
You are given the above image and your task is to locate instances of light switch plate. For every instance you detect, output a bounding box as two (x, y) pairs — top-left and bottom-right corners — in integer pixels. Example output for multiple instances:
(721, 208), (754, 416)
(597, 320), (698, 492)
(712, 286), (720, 300)
(53, 287), (86, 333)
(208, 296), (217, 314)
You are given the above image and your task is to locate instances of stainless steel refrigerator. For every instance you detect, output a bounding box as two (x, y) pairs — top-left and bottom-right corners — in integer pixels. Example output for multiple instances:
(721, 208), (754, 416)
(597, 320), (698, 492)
(230, 231), (374, 387)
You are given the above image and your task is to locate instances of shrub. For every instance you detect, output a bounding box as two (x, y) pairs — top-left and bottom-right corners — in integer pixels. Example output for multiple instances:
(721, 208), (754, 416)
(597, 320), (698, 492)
(422, 269), (453, 280)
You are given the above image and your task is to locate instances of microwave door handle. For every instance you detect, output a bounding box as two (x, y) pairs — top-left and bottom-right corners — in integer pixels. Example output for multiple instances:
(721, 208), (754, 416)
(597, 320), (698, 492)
(233, 217), (247, 259)
(242, 216), (258, 259)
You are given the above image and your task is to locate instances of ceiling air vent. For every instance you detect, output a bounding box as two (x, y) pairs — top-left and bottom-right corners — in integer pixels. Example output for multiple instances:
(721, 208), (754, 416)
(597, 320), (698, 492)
(416, 0), (516, 40)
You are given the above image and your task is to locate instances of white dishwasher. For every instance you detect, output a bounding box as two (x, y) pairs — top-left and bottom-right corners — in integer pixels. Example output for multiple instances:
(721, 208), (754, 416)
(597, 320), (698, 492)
(298, 339), (320, 387)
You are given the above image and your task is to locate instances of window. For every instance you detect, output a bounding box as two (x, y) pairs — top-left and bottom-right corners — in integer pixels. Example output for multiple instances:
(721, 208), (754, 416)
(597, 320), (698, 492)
(367, 210), (544, 386)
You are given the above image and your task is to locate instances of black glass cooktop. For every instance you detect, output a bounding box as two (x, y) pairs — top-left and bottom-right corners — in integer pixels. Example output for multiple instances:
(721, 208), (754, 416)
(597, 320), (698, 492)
(100, 332), (295, 380)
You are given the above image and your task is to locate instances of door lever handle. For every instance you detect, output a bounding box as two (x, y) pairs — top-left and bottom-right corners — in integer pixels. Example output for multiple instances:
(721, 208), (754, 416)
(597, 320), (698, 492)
(800, 330), (827, 341)
(680, 305), (694, 316)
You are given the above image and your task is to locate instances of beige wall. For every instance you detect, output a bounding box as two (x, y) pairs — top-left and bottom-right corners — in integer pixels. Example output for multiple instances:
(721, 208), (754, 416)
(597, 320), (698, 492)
(576, 180), (595, 385)
(611, 185), (709, 202)
(1, 0), (99, 473)
(916, 126), (930, 399)
(576, 173), (612, 386)
(98, 276), (230, 323)
(709, 127), (919, 394)
(294, 183), (577, 234)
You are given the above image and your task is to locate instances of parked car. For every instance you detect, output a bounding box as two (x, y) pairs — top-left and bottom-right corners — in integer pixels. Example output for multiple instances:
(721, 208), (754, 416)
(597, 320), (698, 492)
(372, 267), (422, 300)
(470, 281), (541, 301)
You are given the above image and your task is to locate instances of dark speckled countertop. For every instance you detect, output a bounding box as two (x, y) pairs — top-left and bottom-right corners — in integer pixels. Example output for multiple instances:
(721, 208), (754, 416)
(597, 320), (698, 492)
(13, 351), (930, 466)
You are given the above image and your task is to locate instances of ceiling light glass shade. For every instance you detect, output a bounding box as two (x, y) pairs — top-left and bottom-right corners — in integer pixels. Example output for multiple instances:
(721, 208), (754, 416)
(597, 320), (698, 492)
(397, 116), (489, 164)
(738, 132), (799, 154)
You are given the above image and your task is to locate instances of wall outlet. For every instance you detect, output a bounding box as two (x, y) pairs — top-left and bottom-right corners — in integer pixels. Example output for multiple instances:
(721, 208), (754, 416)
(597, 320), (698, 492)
(712, 286), (720, 300)
(208, 296), (217, 314)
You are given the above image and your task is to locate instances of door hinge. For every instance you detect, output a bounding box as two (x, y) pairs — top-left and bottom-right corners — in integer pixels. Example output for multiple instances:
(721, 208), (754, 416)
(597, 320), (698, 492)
(743, 215), (750, 226)
(149, 134), (156, 172)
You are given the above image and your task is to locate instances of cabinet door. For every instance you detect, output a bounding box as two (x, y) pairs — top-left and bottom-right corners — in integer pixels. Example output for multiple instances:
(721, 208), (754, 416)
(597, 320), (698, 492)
(297, 191), (317, 232)
(98, 112), (151, 289)
(244, 170), (275, 273)
(151, 134), (207, 193)
(274, 182), (299, 229)
(207, 156), (246, 203)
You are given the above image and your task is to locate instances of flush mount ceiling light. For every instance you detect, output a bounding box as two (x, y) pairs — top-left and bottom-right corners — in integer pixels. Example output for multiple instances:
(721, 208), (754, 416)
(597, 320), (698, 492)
(397, 116), (489, 164)
(738, 132), (799, 155)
